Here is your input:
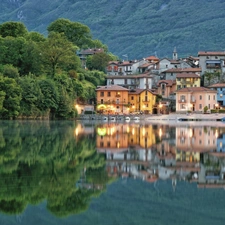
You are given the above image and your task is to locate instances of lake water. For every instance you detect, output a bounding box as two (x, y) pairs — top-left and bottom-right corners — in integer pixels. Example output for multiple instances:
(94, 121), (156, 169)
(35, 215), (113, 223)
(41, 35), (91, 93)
(1, 120), (225, 225)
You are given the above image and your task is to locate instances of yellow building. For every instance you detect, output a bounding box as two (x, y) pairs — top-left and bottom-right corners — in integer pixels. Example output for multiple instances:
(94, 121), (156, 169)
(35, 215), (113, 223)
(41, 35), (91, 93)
(176, 73), (201, 90)
(128, 89), (156, 114)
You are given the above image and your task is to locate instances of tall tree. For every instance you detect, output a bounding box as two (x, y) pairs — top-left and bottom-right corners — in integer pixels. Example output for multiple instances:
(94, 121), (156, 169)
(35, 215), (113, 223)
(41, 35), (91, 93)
(86, 52), (111, 72)
(39, 32), (78, 77)
(0, 21), (28, 38)
(47, 18), (92, 48)
(0, 76), (22, 119)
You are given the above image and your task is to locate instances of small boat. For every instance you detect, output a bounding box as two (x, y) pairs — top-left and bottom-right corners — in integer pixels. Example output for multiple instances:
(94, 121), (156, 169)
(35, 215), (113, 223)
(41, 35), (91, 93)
(110, 117), (116, 122)
(125, 117), (130, 122)
(134, 116), (140, 122)
(103, 116), (108, 122)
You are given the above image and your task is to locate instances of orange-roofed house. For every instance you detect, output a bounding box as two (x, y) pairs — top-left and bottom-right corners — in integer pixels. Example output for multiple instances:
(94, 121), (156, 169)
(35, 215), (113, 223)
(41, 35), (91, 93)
(96, 85), (129, 114)
(157, 80), (176, 99)
(128, 89), (156, 114)
(176, 73), (201, 90)
(176, 87), (217, 113)
(160, 67), (202, 81)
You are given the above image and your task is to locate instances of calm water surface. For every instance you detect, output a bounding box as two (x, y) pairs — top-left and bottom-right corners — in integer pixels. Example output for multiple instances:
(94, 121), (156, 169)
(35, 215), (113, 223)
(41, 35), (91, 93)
(1, 120), (225, 225)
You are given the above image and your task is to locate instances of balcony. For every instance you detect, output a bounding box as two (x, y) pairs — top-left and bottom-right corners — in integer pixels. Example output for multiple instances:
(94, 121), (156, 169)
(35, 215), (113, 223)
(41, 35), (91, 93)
(142, 99), (150, 102)
(178, 99), (186, 103)
(180, 79), (194, 85)
(190, 99), (196, 103)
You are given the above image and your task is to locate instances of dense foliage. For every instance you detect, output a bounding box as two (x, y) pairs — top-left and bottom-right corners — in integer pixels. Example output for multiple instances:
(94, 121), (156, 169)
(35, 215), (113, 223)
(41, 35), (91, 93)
(0, 20), (110, 119)
(0, 121), (113, 217)
(1, 0), (225, 59)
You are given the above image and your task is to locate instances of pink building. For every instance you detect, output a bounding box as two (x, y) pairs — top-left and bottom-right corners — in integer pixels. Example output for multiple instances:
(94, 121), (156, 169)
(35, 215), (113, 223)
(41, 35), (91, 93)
(176, 87), (217, 112)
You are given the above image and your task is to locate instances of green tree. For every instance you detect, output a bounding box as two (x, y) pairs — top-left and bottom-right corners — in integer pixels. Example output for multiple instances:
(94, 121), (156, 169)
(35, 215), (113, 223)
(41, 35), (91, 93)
(2, 64), (19, 79)
(86, 52), (111, 72)
(40, 32), (78, 77)
(37, 78), (59, 118)
(18, 75), (41, 117)
(0, 77), (22, 119)
(47, 18), (92, 48)
(0, 21), (28, 38)
(204, 71), (213, 85)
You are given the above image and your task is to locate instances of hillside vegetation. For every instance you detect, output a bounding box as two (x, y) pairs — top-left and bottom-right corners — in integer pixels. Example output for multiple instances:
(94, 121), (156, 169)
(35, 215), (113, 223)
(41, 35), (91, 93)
(1, 0), (225, 59)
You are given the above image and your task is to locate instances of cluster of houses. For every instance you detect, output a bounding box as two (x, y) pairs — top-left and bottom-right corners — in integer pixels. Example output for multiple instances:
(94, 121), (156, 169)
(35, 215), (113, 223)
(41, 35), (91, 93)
(84, 47), (225, 115)
(75, 122), (225, 189)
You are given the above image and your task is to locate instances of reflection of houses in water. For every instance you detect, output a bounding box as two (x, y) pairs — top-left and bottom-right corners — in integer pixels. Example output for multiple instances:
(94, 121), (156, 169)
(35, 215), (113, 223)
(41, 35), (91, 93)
(96, 123), (158, 182)
(96, 123), (129, 153)
(94, 123), (225, 188)
(216, 133), (225, 152)
(176, 127), (217, 152)
(74, 123), (95, 139)
(197, 152), (225, 189)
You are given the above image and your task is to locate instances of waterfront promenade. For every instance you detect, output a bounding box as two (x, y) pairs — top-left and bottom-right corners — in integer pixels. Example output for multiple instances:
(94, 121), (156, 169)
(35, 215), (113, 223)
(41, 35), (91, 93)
(79, 113), (225, 122)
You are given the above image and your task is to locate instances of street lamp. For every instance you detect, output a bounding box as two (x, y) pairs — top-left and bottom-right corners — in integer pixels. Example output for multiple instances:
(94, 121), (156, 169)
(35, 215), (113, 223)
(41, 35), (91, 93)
(215, 103), (219, 114)
(159, 103), (162, 114)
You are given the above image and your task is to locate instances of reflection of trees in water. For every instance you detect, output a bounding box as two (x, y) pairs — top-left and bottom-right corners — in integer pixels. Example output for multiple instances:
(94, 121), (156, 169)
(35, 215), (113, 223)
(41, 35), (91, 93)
(0, 121), (111, 217)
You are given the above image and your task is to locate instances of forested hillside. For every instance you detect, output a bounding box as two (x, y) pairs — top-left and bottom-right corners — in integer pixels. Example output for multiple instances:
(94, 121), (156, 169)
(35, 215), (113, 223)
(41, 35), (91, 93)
(1, 0), (225, 59)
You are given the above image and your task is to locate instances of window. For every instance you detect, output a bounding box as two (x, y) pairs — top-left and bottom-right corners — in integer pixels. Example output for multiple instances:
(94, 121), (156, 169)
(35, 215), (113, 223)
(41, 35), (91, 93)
(100, 92), (104, 97)
(208, 104), (210, 109)
(107, 92), (111, 97)
(101, 99), (103, 104)
(199, 95), (202, 100)
(181, 104), (186, 109)
(208, 95), (210, 100)
(181, 95), (185, 100)
(213, 95), (215, 100)
(199, 104), (202, 109)
(162, 84), (165, 90)
(131, 96), (134, 100)
(171, 73), (173, 76)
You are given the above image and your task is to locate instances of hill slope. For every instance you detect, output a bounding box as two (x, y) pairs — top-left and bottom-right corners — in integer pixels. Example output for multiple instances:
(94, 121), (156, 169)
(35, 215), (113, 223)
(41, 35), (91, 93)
(1, 0), (225, 59)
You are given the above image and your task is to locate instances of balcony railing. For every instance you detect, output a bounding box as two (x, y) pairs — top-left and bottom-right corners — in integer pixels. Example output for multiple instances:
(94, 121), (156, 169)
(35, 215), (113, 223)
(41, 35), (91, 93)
(178, 99), (186, 103)
(190, 99), (196, 103)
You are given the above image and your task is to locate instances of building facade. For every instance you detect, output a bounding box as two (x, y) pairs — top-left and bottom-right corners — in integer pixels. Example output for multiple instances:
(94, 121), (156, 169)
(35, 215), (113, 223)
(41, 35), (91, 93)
(176, 87), (217, 113)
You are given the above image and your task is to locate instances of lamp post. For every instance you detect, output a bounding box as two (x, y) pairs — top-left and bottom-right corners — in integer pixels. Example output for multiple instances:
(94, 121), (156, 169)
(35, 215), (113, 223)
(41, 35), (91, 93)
(159, 103), (162, 115)
(215, 103), (219, 114)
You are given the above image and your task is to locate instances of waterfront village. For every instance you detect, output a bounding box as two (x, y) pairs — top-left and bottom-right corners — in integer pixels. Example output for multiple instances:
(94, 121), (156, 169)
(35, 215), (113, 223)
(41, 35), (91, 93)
(76, 48), (225, 117)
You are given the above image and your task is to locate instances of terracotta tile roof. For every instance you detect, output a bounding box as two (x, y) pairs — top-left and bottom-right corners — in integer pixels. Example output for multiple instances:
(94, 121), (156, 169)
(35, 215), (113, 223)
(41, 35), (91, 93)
(138, 63), (151, 68)
(129, 88), (156, 95)
(107, 73), (153, 79)
(96, 85), (129, 91)
(145, 56), (159, 61)
(198, 51), (225, 56)
(163, 68), (202, 73)
(176, 73), (200, 78)
(157, 80), (176, 87)
(176, 87), (217, 93)
(208, 83), (225, 88)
